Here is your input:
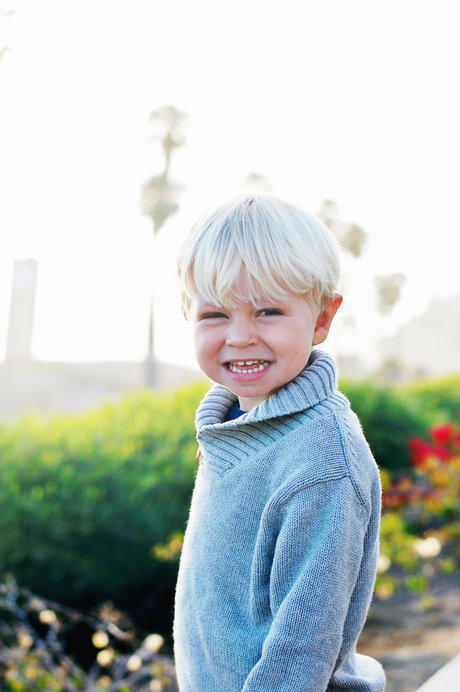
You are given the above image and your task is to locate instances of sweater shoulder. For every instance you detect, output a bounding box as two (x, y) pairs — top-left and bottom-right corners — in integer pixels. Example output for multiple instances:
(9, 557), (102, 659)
(277, 404), (381, 514)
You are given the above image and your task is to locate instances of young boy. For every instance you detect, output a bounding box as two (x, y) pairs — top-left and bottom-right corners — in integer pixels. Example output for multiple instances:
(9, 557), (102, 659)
(174, 193), (385, 692)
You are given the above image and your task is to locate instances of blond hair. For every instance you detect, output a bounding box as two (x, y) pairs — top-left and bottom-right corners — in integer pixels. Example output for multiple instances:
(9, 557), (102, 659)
(177, 192), (341, 316)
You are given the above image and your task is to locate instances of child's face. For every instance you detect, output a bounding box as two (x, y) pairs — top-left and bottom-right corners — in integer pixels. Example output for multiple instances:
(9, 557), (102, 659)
(189, 282), (341, 412)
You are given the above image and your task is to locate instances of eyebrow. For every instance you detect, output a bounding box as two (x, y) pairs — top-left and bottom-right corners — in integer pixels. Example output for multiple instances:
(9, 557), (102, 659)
(195, 300), (224, 310)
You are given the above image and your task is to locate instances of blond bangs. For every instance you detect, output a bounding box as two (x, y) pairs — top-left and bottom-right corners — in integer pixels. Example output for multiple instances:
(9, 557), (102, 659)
(177, 193), (341, 315)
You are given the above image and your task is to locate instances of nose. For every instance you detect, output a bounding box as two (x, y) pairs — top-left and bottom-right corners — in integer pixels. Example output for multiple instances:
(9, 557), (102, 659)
(226, 316), (258, 348)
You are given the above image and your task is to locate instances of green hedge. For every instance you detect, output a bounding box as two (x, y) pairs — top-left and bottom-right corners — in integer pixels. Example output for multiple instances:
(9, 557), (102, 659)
(340, 373), (460, 472)
(339, 379), (427, 472)
(399, 373), (460, 423)
(0, 381), (208, 634)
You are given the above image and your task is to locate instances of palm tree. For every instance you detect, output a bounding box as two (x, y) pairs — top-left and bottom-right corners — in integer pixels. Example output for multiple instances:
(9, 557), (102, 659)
(0, 9), (16, 65)
(139, 105), (187, 235)
(139, 105), (187, 386)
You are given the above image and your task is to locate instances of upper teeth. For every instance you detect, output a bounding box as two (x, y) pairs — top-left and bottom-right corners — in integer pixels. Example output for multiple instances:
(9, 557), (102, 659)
(228, 360), (269, 373)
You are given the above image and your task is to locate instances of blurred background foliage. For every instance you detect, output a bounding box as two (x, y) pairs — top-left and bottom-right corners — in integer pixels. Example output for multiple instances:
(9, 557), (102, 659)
(0, 575), (176, 691)
(376, 414), (460, 601)
(0, 381), (208, 636)
(0, 371), (459, 642)
(341, 379), (426, 472)
(399, 373), (460, 424)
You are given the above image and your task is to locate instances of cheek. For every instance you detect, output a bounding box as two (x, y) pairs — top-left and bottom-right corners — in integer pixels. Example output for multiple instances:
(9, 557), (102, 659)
(193, 329), (220, 363)
(193, 336), (223, 381)
(279, 327), (315, 361)
(276, 324), (313, 351)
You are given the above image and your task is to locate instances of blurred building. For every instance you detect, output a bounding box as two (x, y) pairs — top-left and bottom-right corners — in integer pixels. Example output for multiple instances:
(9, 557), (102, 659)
(6, 258), (38, 361)
(376, 293), (460, 381)
(0, 260), (203, 419)
(335, 294), (460, 382)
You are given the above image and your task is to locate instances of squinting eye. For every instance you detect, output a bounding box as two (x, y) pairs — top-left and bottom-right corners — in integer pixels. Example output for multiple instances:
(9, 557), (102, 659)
(260, 309), (283, 316)
(201, 312), (227, 319)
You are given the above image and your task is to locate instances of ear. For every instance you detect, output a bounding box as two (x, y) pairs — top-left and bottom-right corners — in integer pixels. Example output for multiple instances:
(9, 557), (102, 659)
(312, 293), (343, 346)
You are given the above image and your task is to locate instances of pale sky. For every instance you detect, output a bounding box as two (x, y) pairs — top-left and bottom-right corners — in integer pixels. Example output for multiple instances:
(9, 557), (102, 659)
(0, 0), (459, 370)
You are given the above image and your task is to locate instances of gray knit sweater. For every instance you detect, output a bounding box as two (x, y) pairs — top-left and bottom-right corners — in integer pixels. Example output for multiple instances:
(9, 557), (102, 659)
(174, 350), (385, 692)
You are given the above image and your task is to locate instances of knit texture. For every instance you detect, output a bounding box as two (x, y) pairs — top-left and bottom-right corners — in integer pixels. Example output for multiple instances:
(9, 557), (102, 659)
(174, 350), (386, 692)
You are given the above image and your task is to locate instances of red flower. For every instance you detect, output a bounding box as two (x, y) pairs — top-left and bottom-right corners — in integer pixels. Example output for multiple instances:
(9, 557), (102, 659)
(408, 435), (454, 466)
(408, 438), (433, 466)
(431, 423), (454, 446)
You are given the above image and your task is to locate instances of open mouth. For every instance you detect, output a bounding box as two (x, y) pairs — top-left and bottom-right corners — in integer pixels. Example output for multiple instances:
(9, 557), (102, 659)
(226, 360), (270, 374)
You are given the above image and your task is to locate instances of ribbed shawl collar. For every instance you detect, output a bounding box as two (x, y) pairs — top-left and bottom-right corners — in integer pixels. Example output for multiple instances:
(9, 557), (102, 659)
(196, 349), (337, 431)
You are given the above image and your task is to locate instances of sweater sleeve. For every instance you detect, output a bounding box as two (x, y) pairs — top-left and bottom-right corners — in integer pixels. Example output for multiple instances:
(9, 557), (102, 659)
(241, 475), (379, 692)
